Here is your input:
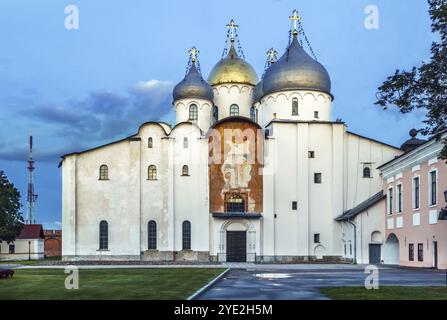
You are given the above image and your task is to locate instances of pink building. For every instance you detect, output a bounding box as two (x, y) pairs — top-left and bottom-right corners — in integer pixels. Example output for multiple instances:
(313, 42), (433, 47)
(379, 130), (447, 270)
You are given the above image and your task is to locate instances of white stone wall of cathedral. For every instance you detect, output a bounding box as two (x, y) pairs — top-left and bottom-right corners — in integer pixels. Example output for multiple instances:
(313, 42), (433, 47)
(257, 90), (333, 126)
(174, 98), (212, 132)
(212, 84), (254, 120)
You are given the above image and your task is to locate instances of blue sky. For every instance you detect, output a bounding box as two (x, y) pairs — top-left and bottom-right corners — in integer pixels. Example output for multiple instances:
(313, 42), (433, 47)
(0, 0), (433, 228)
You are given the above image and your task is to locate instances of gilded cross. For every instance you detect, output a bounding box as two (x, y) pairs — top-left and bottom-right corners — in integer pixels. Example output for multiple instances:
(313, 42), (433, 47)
(226, 19), (239, 41)
(289, 10), (301, 35)
(189, 47), (199, 62)
(266, 48), (278, 65)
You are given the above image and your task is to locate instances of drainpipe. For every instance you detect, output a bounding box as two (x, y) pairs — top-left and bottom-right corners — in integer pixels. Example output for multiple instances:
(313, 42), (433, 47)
(347, 219), (357, 264)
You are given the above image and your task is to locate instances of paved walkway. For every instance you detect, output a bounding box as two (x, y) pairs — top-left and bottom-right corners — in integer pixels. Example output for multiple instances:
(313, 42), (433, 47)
(198, 264), (447, 300)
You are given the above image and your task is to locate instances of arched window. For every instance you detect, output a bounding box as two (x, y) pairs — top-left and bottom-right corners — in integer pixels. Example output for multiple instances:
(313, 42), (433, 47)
(148, 220), (157, 250)
(225, 194), (245, 212)
(148, 165), (157, 180)
(182, 165), (189, 176)
(230, 104), (239, 116)
(99, 165), (109, 180)
(148, 137), (153, 148)
(183, 137), (188, 148)
(213, 106), (219, 123)
(363, 166), (371, 178)
(182, 221), (191, 250)
(189, 104), (198, 121)
(250, 106), (255, 121)
(99, 220), (108, 250)
(292, 98), (299, 115)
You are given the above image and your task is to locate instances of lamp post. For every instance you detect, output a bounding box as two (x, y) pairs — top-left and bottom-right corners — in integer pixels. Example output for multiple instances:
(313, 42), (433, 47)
(438, 190), (447, 220)
(28, 241), (31, 261)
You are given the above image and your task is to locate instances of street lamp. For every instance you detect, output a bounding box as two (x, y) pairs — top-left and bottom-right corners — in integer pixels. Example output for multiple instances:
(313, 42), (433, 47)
(439, 190), (447, 220)
(28, 241), (31, 261)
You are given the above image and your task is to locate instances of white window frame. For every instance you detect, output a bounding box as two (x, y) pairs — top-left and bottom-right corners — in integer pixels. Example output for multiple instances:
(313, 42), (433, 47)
(412, 175), (420, 210)
(428, 169), (438, 207)
(387, 187), (394, 215)
(396, 183), (403, 214)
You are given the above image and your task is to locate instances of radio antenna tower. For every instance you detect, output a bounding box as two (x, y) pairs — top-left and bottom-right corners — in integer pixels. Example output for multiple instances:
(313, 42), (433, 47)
(25, 133), (38, 224)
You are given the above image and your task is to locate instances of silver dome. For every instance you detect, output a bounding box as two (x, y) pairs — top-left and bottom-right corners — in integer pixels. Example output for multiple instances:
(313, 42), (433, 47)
(173, 62), (214, 102)
(262, 35), (331, 96)
(253, 80), (264, 102)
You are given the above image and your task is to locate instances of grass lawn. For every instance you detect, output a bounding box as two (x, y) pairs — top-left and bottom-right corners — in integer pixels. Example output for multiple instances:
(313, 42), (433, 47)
(0, 268), (225, 300)
(0, 256), (61, 265)
(320, 286), (447, 300)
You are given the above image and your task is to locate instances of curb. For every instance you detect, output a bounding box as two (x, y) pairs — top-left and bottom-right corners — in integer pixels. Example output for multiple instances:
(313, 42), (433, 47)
(187, 267), (230, 300)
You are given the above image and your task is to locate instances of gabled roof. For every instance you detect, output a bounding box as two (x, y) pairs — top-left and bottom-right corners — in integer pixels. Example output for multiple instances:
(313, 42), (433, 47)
(17, 224), (45, 239)
(335, 191), (385, 222)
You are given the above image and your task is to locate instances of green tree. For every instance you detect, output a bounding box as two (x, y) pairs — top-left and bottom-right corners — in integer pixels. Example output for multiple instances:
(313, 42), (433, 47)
(375, 0), (447, 158)
(0, 171), (23, 243)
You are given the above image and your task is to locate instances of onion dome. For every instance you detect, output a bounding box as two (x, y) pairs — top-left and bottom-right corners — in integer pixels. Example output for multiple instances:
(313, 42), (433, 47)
(400, 129), (427, 152)
(173, 48), (214, 102)
(262, 33), (331, 96)
(253, 80), (264, 102)
(208, 40), (258, 86)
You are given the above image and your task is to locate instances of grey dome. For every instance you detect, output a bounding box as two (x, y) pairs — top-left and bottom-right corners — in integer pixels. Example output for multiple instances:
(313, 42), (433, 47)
(262, 35), (331, 96)
(253, 80), (264, 102)
(173, 62), (214, 102)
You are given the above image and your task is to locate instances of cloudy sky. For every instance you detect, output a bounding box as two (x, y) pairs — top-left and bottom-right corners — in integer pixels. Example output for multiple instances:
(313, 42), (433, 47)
(0, 0), (433, 228)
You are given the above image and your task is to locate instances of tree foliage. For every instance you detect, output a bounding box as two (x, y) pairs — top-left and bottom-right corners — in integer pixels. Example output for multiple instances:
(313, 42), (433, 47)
(376, 0), (447, 158)
(0, 171), (23, 243)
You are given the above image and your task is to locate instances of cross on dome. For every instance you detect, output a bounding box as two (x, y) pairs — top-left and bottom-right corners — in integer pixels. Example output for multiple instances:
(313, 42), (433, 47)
(188, 47), (199, 63)
(226, 19), (239, 41)
(266, 48), (278, 66)
(289, 9), (302, 36)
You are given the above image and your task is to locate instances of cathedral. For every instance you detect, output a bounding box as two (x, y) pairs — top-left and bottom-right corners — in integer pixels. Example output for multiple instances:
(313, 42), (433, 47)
(61, 12), (402, 263)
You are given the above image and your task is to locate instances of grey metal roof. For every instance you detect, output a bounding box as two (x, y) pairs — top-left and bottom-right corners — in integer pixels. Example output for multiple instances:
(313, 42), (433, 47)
(173, 62), (214, 102)
(335, 191), (385, 221)
(262, 34), (331, 97)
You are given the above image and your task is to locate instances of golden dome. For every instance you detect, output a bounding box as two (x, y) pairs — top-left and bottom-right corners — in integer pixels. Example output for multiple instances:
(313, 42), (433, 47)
(208, 41), (258, 86)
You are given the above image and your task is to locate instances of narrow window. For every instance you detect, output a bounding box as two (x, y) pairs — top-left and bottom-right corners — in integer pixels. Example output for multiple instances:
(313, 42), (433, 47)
(314, 234), (320, 243)
(292, 201), (297, 210)
(314, 173), (322, 184)
(230, 104), (239, 116)
(308, 151), (315, 158)
(349, 244), (352, 255)
(148, 165), (157, 180)
(148, 221), (157, 250)
(99, 220), (108, 250)
(344, 244), (347, 255)
(213, 105), (218, 123)
(9, 244), (15, 254)
(250, 106), (255, 121)
(99, 165), (109, 180)
(314, 111), (319, 119)
(363, 166), (371, 178)
(189, 104), (198, 121)
(182, 221), (191, 250)
(409, 244), (414, 261)
(182, 165), (189, 176)
(413, 177), (420, 209)
(148, 137), (153, 148)
(388, 188), (393, 214)
(429, 171), (437, 206)
(397, 184), (403, 213)
(417, 243), (423, 261)
(292, 98), (298, 115)
(183, 137), (188, 148)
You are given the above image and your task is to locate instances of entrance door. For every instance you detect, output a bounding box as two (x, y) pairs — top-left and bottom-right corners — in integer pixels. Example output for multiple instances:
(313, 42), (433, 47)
(369, 244), (381, 264)
(433, 241), (438, 269)
(226, 231), (246, 262)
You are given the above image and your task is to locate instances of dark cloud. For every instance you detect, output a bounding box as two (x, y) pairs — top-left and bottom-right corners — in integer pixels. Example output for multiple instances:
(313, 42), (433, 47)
(0, 80), (174, 162)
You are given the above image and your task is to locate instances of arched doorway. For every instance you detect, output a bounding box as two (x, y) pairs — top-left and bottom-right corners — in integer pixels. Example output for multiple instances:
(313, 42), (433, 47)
(383, 233), (400, 265)
(369, 231), (383, 264)
(219, 220), (255, 262)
